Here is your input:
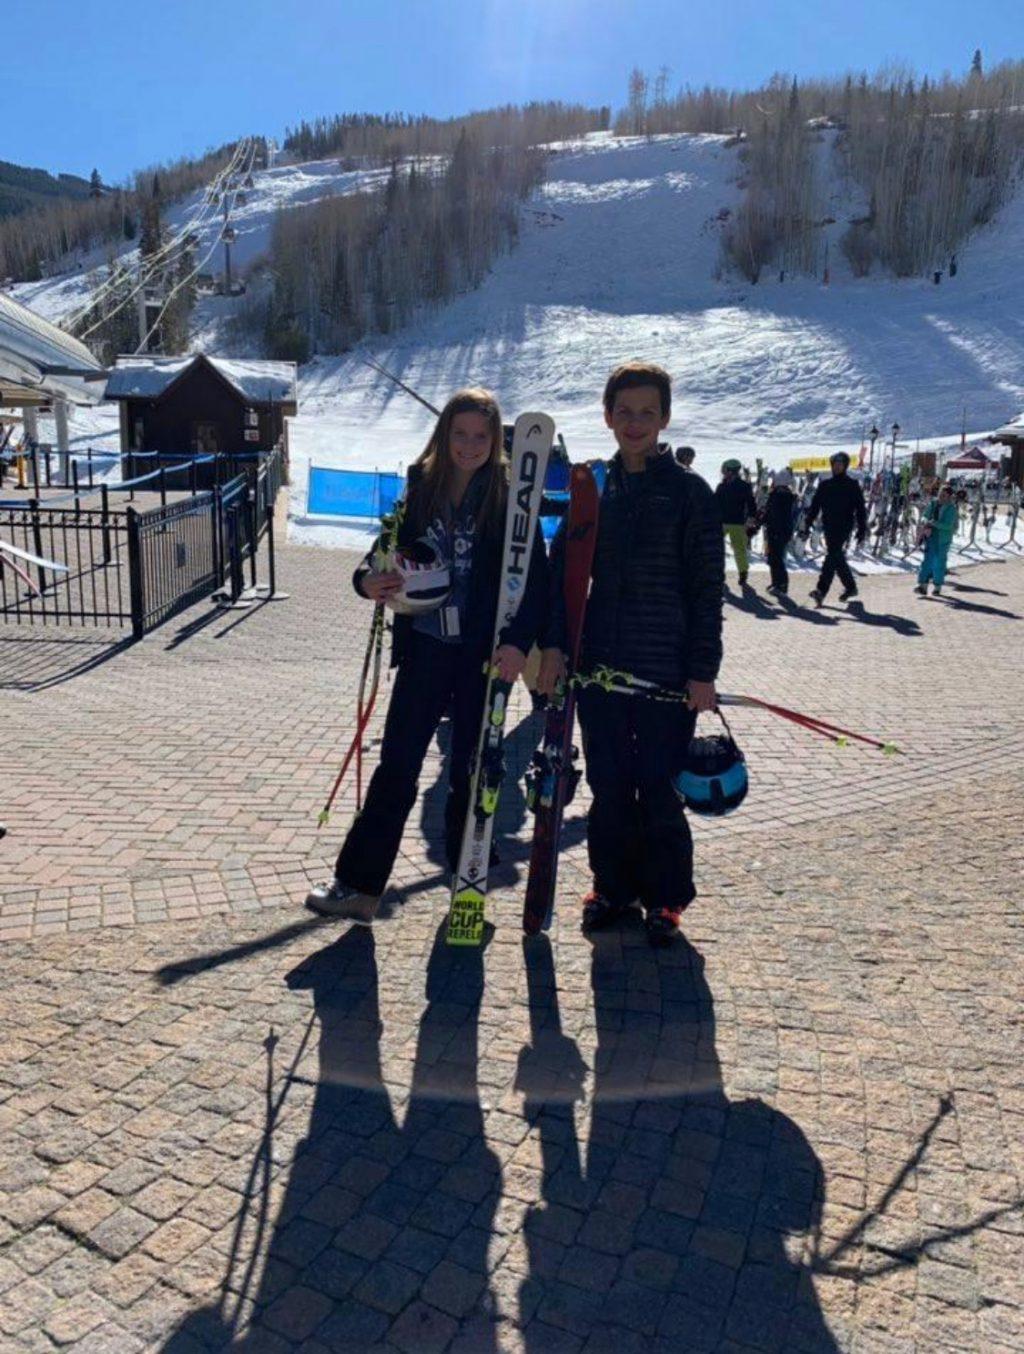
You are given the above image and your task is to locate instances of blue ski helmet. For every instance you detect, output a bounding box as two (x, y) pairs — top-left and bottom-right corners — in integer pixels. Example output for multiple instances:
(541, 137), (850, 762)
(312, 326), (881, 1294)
(673, 711), (748, 816)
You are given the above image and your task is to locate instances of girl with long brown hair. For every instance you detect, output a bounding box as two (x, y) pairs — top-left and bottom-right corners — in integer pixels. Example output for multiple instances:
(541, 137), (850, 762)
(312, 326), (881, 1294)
(306, 388), (548, 922)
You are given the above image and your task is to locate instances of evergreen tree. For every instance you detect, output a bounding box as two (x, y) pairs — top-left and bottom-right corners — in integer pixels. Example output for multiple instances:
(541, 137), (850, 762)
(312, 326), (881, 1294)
(139, 196), (161, 260)
(970, 49), (983, 80)
(89, 169), (102, 198)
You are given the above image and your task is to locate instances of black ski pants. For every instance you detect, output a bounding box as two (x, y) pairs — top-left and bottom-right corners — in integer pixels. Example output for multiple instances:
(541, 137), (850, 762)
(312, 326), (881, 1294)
(335, 632), (487, 896)
(815, 534), (857, 599)
(766, 529), (791, 592)
(577, 686), (698, 913)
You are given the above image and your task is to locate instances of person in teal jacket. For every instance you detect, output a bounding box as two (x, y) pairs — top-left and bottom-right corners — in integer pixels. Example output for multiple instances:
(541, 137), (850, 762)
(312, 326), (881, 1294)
(915, 484), (958, 595)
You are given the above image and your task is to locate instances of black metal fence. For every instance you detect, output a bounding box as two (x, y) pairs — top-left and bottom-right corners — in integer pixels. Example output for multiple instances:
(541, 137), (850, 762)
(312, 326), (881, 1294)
(0, 500), (132, 628)
(1, 449), (283, 639)
(129, 492), (218, 635)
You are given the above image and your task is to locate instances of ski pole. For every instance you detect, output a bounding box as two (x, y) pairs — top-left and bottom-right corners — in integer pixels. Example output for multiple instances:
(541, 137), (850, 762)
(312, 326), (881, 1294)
(573, 668), (902, 755)
(718, 694), (903, 755)
(317, 607), (384, 827)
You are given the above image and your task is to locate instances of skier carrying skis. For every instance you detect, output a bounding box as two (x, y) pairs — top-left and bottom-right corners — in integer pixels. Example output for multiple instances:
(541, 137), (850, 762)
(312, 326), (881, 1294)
(764, 467), (797, 596)
(715, 459), (757, 585)
(538, 362), (724, 946)
(914, 483), (957, 596)
(803, 451), (867, 605)
(306, 389), (547, 922)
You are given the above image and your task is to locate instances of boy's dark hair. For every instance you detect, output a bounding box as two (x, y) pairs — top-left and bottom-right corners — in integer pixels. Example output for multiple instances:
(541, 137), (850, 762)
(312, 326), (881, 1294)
(603, 362), (671, 418)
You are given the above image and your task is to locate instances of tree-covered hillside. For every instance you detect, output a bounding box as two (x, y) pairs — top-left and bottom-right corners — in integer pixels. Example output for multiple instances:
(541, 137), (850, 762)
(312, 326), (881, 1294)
(0, 159), (94, 223)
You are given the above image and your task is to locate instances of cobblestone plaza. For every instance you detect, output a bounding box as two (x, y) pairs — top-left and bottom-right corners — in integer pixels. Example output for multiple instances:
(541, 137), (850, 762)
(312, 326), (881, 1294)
(1, 547), (1022, 1352)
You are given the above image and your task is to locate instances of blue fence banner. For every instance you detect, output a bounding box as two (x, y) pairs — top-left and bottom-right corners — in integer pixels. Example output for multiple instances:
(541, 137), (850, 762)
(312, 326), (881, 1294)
(308, 466), (405, 519)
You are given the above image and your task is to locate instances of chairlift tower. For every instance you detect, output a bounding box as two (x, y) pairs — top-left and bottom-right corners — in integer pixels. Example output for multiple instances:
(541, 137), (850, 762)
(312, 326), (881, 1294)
(222, 196), (236, 295)
(136, 276), (164, 352)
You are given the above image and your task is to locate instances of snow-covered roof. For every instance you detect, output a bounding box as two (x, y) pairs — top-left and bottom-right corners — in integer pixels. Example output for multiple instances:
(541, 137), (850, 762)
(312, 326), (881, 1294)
(992, 414), (1024, 440)
(0, 292), (105, 405)
(105, 354), (297, 405)
(946, 445), (997, 466)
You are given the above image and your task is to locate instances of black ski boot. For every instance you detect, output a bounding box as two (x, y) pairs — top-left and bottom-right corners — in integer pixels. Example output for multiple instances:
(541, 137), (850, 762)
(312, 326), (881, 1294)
(839, 588), (858, 602)
(581, 891), (628, 933)
(808, 588), (824, 608)
(645, 907), (684, 947)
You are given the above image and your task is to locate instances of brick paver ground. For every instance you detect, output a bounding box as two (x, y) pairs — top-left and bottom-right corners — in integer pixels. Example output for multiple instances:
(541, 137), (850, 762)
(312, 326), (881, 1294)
(1, 543), (1022, 1352)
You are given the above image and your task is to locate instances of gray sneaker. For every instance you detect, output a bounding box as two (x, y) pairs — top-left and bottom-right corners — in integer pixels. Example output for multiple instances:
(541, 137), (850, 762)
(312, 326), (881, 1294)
(304, 879), (380, 924)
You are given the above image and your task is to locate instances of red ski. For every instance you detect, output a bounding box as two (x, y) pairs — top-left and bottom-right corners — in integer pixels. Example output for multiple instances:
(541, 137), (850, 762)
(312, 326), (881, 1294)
(522, 462), (600, 934)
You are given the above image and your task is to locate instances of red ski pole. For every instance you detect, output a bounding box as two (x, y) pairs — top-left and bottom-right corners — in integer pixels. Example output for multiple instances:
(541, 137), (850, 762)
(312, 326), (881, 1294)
(317, 608), (384, 827)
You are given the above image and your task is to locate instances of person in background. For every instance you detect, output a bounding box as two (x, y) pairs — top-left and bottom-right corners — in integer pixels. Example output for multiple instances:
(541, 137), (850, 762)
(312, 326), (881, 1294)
(675, 445), (696, 470)
(915, 483), (958, 596)
(764, 468), (798, 596)
(803, 452), (867, 606)
(715, 459), (757, 585)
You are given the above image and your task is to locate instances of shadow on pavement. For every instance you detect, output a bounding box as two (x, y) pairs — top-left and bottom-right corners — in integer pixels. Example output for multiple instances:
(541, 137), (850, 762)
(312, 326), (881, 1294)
(948, 581), (1008, 597)
(158, 919), (1022, 1351)
(517, 926), (838, 1351)
(774, 593), (839, 627)
(153, 918), (326, 987)
(842, 600), (922, 637)
(723, 584), (781, 623)
(0, 633), (135, 690)
(163, 924), (501, 1351)
(925, 595), (1022, 621)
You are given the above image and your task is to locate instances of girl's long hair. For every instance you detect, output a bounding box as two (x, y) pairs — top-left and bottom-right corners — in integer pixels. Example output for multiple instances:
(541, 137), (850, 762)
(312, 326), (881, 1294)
(410, 388), (507, 537)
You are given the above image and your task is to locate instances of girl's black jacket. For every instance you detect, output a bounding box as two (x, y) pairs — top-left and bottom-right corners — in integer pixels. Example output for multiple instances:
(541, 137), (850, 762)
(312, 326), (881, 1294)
(352, 463), (548, 668)
(546, 447), (725, 688)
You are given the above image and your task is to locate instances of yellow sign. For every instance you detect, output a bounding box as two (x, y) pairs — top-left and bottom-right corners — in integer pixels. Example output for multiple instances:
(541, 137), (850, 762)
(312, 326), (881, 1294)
(788, 455), (863, 473)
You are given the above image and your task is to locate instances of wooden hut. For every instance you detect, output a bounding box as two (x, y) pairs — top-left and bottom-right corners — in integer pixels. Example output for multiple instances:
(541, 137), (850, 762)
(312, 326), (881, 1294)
(105, 354), (297, 463)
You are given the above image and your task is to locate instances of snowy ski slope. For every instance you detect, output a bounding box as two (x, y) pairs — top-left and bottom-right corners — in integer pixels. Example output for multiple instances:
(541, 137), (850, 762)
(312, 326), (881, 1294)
(10, 131), (1024, 494)
(287, 131), (1024, 490)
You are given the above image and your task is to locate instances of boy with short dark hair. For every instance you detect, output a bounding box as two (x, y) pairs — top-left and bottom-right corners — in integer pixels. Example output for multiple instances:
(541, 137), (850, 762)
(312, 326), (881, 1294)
(539, 362), (725, 945)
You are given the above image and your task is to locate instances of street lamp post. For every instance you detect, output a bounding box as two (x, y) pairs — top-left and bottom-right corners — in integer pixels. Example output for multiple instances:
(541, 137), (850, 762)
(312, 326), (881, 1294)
(869, 424), (879, 474)
(890, 422), (901, 478)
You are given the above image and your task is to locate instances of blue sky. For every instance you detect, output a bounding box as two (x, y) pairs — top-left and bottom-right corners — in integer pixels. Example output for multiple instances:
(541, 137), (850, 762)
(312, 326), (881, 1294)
(4, 0), (1022, 182)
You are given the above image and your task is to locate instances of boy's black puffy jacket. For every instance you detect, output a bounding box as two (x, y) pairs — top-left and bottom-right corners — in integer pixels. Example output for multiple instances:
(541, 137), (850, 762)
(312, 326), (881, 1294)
(547, 448), (724, 687)
(352, 463), (548, 668)
(715, 476), (757, 525)
(805, 474), (867, 542)
(764, 486), (797, 539)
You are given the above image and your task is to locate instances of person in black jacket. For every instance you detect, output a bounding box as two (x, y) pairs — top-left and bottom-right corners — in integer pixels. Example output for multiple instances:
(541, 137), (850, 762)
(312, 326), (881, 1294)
(715, 459), (758, 584)
(803, 451), (867, 605)
(538, 363), (724, 946)
(763, 467), (798, 595)
(305, 388), (547, 922)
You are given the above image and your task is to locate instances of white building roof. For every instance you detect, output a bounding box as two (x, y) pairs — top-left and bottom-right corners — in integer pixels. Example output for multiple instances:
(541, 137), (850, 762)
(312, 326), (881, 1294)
(992, 414), (1024, 439)
(0, 292), (105, 405)
(105, 354), (297, 405)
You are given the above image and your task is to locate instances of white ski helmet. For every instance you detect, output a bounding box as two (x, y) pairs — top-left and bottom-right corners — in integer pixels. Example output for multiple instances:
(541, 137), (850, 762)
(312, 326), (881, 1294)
(386, 539), (452, 614)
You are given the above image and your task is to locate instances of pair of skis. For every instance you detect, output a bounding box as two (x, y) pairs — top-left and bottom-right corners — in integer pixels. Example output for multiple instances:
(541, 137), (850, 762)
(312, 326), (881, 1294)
(447, 417), (600, 945)
(521, 463), (599, 935)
